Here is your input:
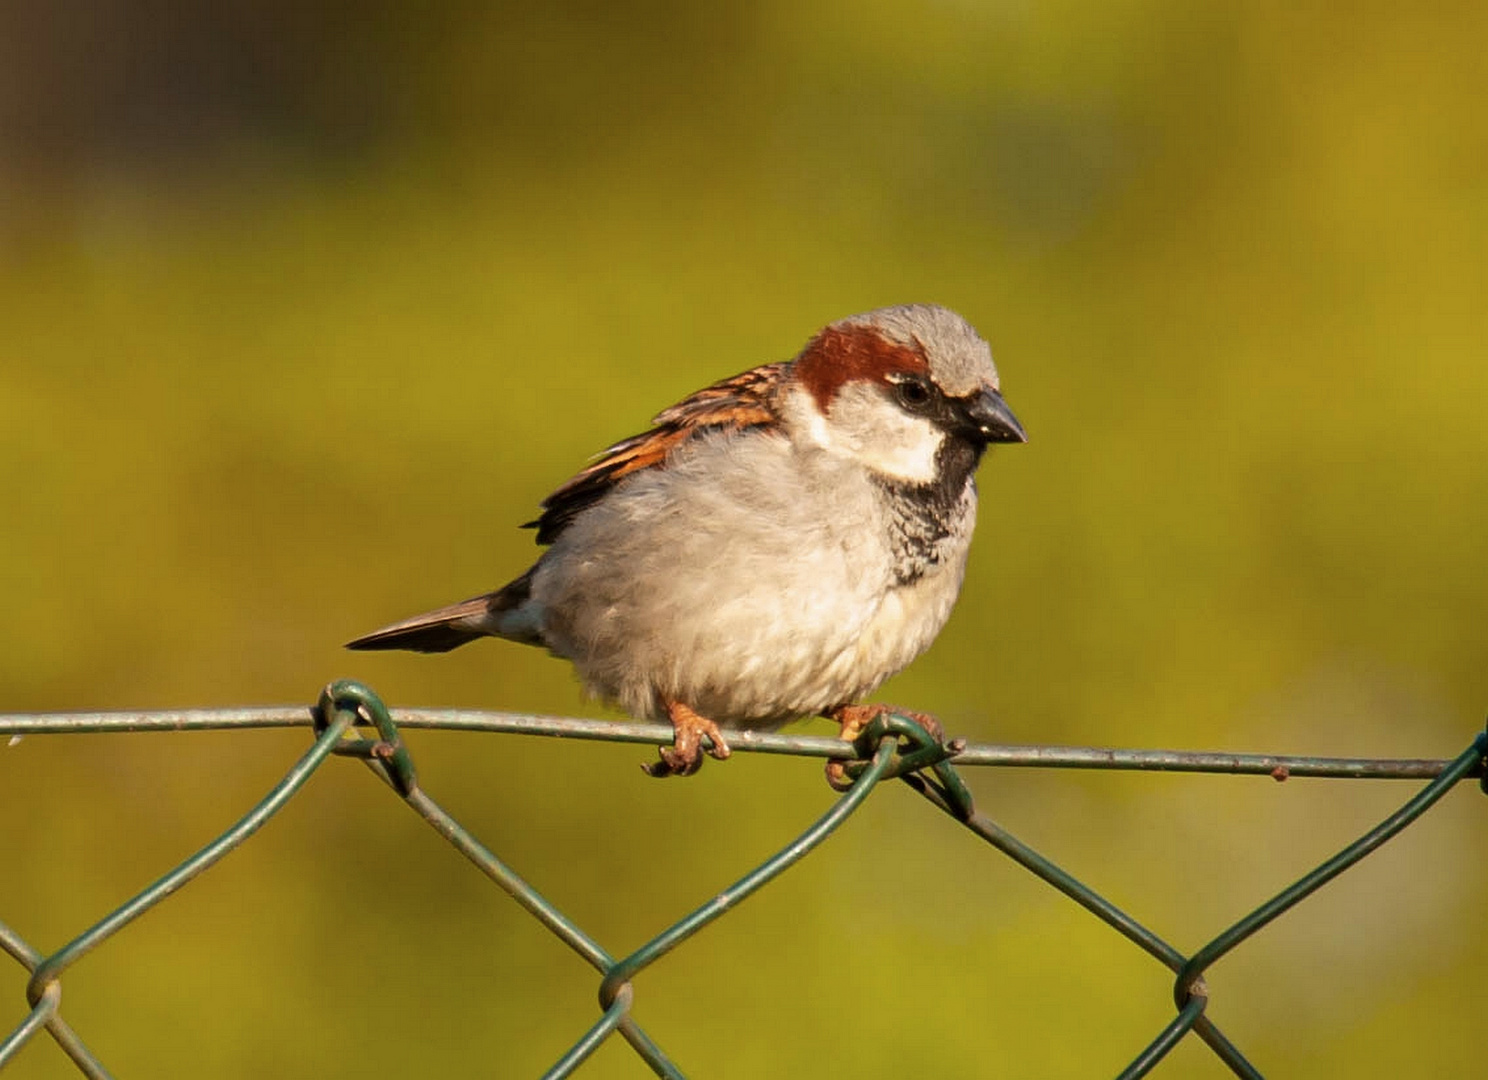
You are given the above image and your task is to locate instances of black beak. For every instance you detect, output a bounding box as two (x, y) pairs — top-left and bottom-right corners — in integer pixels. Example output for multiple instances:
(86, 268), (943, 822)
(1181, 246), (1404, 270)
(963, 388), (1027, 444)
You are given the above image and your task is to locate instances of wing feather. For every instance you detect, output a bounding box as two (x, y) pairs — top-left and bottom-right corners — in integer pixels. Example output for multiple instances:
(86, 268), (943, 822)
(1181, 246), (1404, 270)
(525, 362), (786, 544)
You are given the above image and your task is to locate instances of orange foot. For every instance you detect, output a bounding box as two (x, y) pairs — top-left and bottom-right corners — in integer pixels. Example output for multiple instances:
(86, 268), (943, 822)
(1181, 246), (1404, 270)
(822, 703), (945, 790)
(643, 700), (733, 778)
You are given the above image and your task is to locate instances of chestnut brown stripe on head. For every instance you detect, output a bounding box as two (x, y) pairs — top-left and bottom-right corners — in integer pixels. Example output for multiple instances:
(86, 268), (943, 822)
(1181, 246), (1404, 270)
(793, 322), (931, 412)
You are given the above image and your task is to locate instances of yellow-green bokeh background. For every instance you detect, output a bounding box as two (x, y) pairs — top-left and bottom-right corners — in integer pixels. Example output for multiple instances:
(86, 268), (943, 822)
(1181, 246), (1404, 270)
(3, 3), (1486, 1076)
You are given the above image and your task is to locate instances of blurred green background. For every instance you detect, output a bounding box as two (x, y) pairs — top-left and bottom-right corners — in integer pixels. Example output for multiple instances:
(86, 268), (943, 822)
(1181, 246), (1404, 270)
(2, 1), (1485, 1076)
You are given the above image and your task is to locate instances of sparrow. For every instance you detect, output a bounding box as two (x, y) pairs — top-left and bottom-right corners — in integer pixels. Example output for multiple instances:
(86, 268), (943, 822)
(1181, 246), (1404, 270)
(347, 304), (1026, 780)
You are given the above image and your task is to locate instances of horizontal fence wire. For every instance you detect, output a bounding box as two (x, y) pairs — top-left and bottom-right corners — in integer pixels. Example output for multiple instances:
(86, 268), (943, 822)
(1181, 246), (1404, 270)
(1, 681), (1484, 1078)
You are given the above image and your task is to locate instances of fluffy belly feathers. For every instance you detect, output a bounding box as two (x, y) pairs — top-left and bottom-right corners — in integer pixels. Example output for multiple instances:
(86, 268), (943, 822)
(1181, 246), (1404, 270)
(527, 428), (974, 726)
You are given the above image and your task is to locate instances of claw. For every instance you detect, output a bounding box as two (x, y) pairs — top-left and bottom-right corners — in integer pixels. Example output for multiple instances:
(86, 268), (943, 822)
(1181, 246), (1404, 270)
(822, 703), (945, 790)
(643, 701), (732, 778)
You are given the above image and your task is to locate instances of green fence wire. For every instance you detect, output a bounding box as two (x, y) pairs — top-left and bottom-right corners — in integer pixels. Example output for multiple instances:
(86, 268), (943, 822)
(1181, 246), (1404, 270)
(1, 680), (1484, 1078)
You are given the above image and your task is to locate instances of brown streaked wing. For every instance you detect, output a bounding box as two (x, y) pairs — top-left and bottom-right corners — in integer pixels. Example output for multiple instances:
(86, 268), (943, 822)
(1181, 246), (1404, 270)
(525, 362), (787, 544)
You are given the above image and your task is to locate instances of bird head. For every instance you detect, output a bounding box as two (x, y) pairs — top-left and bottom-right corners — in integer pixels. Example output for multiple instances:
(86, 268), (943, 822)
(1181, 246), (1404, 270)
(786, 303), (1026, 485)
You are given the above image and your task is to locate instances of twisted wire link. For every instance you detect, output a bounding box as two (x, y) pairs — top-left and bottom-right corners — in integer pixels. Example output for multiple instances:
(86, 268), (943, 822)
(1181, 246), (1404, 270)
(1, 685), (1483, 1078)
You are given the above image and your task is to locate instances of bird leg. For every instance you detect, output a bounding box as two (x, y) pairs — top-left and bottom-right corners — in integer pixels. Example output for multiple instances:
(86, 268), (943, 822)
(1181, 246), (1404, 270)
(643, 700), (732, 778)
(822, 703), (945, 790)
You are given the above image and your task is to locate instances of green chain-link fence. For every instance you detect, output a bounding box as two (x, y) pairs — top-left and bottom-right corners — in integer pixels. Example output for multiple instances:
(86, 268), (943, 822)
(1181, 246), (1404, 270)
(2, 680), (1484, 1078)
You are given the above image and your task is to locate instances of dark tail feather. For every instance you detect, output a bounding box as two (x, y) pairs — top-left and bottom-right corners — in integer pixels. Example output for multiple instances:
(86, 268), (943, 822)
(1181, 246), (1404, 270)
(344, 596), (492, 653)
(346, 572), (535, 654)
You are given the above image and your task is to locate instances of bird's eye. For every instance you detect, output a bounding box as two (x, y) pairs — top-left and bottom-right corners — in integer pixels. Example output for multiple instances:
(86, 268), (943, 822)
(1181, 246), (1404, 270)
(894, 377), (933, 411)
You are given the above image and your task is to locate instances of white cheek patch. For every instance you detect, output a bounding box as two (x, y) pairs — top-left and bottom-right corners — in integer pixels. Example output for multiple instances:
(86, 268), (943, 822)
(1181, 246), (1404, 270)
(853, 413), (945, 484)
(817, 383), (946, 485)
